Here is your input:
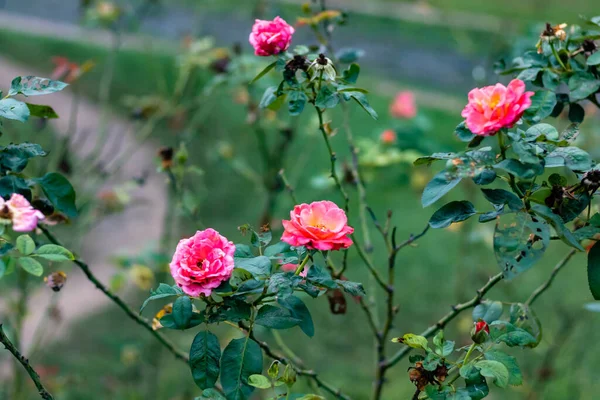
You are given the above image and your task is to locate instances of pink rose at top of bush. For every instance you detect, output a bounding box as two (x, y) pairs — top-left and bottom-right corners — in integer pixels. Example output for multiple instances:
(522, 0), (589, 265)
(249, 16), (295, 56)
(281, 262), (308, 277)
(282, 200), (354, 251)
(389, 91), (417, 119)
(0, 194), (45, 232)
(461, 79), (534, 136)
(169, 228), (235, 297)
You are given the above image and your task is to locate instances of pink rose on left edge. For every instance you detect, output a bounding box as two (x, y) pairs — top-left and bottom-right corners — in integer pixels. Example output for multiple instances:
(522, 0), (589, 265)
(281, 200), (353, 251)
(169, 228), (235, 297)
(0, 194), (45, 232)
(461, 79), (534, 136)
(249, 16), (295, 56)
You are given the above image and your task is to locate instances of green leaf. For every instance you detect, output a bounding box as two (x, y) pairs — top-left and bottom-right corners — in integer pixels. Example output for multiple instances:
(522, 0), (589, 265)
(484, 350), (522, 386)
(306, 264), (337, 289)
(421, 170), (462, 207)
(588, 242), (600, 300)
(235, 256), (272, 278)
(568, 72), (600, 102)
(475, 360), (509, 388)
(568, 103), (585, 123)
(494, 212), (550, 280)
(335, 280), (366, 297)
(140, 283), (183, 313)
(524, 123), (559, 141)
(34, 172), (77, 217)
(0, 143), (47, 173)
(249, 61), (277, 85)
(234, 244), (254, 258)
(531, 204), (584, 250)
(414, 152), (457, 167)
(341, 63), (360, 84)
(315, 86), (339, 109)
(494, 159), (543, 179)
(278, 295), (314, 337)
(0, 98), (30, 122)
(288, 91), (307, 116)
(35, 244), (74, 261)
(196, 388), (226, 400)
(524, 91), (556, 122)
(545, 147), (592, 171)
(255, 305), (301, 329)
(0, 175), (31, 200)
(259, 86), (279, 109)
(542, 70), (560, 90)
(26, 103), (59, 119)
(9, 76), (68, 96)
(429, 200), (476, 229)
(517, 67), (541, 81)
(220, 337), (263, 400)
(587, 52), (600, 66)
(190, 331), (221, 389)
(336, 49), (364, 64)
(0, 259), (5, 280)
(490, 321), (537, 347)
(509, 303), (542, 347)
(18, 256), (43, 276)
(346, 91), (378, 119)
(248, 374), (271, 389)
(455, 122), (476, 142)
(172, 295), (193, 329)
(472, 300), (503, 323)
(463, 367), (489, 400)
(481, 188), (522, 211)
(391, 333), (429, 350)
(16, 235), (35, 255)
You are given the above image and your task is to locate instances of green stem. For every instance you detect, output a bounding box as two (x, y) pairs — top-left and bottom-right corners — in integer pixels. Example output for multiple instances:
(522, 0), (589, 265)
(0, 324), (54, 400)
(550, 42), (568, 71)
(462, 343), (477, 366)
(497, 131), (524, 198)
(295, 253), (311, 275)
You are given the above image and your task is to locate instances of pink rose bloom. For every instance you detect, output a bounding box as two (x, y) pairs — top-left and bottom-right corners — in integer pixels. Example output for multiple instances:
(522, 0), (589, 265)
(461, 79), (534, 136)
(0, 194), (45, 232)
(169, 228), (235, 297)
(249, 16), (295, 57)
(281, 200), (353, 251)
(389, 91), (417, 119)
(281, 263), (308, 277)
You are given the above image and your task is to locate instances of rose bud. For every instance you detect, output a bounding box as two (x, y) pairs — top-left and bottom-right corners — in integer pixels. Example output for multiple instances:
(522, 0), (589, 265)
(471, 320), (490, 344)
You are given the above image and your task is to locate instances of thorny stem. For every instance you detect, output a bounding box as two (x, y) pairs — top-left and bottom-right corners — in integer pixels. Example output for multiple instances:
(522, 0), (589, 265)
(525, 249), (578, 306)
(278, 169), (299, 204)
(38, 225), (189, 364)
(0, 324), (54, 400)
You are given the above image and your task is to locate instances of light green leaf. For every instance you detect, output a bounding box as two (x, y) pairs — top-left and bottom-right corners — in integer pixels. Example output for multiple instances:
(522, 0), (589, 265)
(9, 76), (68, 96)
(475, 360), (509, 388)
(35, 244), (74, 261)
(16, 235), (35, 255)
(0, 98), (30, 122)
(472, 300), (503, 323)
(484, 350), (522, 386)
(248, 374), (271, 389)
(18, 256), (43, 276)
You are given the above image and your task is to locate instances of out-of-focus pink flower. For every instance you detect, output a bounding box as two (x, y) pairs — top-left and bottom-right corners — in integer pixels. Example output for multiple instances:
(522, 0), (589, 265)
(380, 129), (397, 144)
(281, 263), (308, 277)
(169, 229), (235, 297)
(282, 201), (353, 251)
(389, 91), (417, 119)
(249, 16), (295, 56)
(461, 79), (534, 136)
(0, 194), (45, 232)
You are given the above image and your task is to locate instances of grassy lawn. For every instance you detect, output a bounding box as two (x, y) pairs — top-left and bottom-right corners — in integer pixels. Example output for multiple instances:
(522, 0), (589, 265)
(1, 18), (600, 400)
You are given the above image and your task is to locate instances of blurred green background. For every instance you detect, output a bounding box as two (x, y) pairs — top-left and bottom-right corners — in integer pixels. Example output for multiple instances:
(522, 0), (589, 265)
(0, 0), (599, 399)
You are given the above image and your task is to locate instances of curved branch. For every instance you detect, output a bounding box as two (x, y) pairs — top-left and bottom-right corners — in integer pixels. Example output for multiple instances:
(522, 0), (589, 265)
(525, 249), (578, 306)
(0, 324), (54, 400)
(38, 226), (189, 363)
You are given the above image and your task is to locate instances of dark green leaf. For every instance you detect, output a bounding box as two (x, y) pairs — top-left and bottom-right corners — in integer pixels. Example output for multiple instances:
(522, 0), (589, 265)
(587, 52), (600, 66)
(34, 172), (77, 217)
(315, 86), (339, 109)
(545, 147), (592, 171)
(568, 103), (585, 123)
(531, 204), (584, 250)
(288, 91), (307, 116)
(588, 242), (600, 300)
(490, 321), (537, 347)
(341, 63), (360, 84)
(455, 122), (476, 142)
(220, 337), (263, 400)
(190, 331), (221, 389)
(429, 201), (476, 229)
(140, 283), (183, 313)
(306, 264), (337, 289)
(481, 189), (522, 211)
(235, 256), (272, 278)
(26, 103), (59, 119)
(278, 295), (314, 337)
(0, 175), (31, 200)
(173, 296), (193, 329)
(255, 305), (301, 329)
(347, 91), (378, 119)
(494, 159), (543, 179)
(524, 91), (556, 122)
(421, 170), (462, 207)
(335, 280), (366, 297)
(0, 143), (46, 173)
(568, 72), (600, 101)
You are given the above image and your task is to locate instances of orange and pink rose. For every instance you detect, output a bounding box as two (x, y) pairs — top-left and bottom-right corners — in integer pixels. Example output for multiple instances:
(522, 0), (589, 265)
(281, 200), (353, 251)
(461, 79), (534, 136)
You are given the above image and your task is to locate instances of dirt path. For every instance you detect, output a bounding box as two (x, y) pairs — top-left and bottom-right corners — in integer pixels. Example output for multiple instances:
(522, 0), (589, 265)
(0, 57), (168, 375)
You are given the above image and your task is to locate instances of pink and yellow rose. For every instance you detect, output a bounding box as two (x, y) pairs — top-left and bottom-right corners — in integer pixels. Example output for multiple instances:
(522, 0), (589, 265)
(169, 228), (235, 297)
(461, 79), (534, 136)
(281, 200), (353, 251)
